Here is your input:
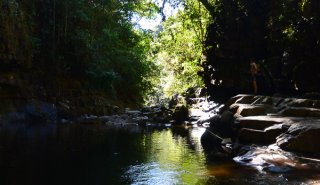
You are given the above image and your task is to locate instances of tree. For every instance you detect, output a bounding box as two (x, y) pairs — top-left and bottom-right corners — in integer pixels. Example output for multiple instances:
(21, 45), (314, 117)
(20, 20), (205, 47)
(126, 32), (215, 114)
(150, 0), (210, 98)
(1, 0), (159, 105)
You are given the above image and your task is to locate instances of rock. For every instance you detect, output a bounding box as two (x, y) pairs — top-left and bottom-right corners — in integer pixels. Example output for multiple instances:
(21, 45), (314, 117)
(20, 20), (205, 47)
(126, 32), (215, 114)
(99, 115), (112, 122)
(264, 124), (290, 139)
(141, 106), (152, 113)
(125, 110), (141, 115)
(236, 116), (295, 130)
(219, 94), (247, 113)
(258, 96), (275, 105)
(301, 92), (320, 100)
(111, 105), (120, 113)
(172, 105), (189, 124)
(233, 145), (310, 173)
(238, 128), (266, 144)
(168, 94), (185, 109)
(183, 87), (196, 99)
(287, 99), (318, 108)
(276, 120), (320, 155)
(275, 98), (292, 108)
(220, 111), (236, 138)
(279, 107), (320, 117)
(200, 129), (226, 156)
(24, 100), (57, 123)
(263, 165), (291, 173)
(202, 94), (320, 156)
(77, 115), (102, 124)
(208, 111), (236, 138)
(231, 104), (270, 117)
(132, 116), (149, 126)
(234, 95), (257, 104)
(250, 96), (265, 105)
(239, 124), (288, 144)
(196, 87), (207, 97)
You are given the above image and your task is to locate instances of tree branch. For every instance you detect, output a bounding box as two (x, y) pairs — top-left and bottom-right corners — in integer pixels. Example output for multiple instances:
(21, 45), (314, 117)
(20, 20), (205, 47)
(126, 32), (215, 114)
(160, 0), (167, 21)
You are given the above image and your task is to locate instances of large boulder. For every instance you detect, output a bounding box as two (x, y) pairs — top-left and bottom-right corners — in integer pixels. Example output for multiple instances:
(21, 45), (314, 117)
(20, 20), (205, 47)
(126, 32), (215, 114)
(209, 111), (236, 138)
(276, 120), (320, 155)
(230, 104), (271, 117)
(239, 124), (288, 144)
(200, 128), (223, 152)
(220, 95), (281, 114)
(219, 94), (254, 113)
(238, 128), (266, 144)
(172, 105), (189, 123)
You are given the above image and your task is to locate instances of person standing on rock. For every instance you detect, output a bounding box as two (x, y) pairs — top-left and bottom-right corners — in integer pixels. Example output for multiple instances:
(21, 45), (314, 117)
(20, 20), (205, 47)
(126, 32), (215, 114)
(250, 60), (259, 94)
(250, 59), (274, 95)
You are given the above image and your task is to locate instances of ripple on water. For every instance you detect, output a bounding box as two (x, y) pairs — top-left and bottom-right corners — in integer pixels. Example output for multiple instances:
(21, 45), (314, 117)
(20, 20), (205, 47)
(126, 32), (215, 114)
(123, 162), (180, 185)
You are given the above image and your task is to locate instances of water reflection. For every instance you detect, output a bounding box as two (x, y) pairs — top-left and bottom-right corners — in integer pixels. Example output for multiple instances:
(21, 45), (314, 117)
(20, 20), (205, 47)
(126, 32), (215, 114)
(124, 127), (208, 185)
(0, 123), (319, 185)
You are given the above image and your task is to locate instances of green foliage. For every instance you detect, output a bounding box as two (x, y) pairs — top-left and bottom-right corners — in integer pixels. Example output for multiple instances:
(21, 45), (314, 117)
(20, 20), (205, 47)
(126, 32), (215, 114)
(6, 0), (319, 105)
(151, 0), (210, 98)
(1, 0), (159, 104)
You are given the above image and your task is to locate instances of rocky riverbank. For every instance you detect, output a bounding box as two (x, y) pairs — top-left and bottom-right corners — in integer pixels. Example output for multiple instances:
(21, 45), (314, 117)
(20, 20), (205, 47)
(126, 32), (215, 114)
(201, 94), (320, 173)
(2, 85), (320, 175)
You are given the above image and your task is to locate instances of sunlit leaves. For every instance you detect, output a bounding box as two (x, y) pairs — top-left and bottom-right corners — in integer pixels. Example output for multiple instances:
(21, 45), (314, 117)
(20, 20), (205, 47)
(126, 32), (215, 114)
(150, 0), (210, 97)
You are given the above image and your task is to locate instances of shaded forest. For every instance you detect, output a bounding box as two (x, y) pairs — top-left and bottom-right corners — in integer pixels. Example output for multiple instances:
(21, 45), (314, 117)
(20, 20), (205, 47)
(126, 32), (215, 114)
(199, 0), (320, 100)
(0, 0), (157, 114)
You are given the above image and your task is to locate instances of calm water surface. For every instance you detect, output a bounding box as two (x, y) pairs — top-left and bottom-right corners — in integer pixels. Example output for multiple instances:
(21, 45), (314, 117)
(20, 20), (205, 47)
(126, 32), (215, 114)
(0, 123), (319, 185)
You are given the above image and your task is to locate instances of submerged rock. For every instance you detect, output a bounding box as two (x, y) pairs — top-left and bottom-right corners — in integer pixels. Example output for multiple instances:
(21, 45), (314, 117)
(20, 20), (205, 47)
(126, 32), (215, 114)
(233, 145), (311, 173)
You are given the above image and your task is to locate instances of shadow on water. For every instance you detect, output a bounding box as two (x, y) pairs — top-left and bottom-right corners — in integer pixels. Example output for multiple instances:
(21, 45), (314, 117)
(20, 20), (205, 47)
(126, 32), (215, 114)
(0, 122), (319, 185)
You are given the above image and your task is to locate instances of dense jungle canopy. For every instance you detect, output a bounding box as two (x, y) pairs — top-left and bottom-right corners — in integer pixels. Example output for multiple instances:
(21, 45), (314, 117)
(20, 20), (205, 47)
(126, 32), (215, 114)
(0, 0), (319, 108)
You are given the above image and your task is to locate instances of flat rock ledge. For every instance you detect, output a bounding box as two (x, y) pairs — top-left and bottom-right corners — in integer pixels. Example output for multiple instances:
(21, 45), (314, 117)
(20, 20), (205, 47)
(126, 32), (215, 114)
(218, 94), (320, 155)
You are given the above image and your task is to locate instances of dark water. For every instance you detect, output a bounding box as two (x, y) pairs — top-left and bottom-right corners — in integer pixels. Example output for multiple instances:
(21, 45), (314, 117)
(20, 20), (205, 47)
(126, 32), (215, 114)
(0, 123), (319, 185)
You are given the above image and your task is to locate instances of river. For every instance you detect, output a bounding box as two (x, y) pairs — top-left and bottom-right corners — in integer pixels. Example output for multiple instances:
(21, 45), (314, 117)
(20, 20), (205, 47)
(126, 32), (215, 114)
(0, 122), (319, 185)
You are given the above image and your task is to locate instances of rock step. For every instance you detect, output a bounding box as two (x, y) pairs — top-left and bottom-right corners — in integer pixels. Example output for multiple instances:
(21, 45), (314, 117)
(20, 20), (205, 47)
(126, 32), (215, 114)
(276, 121), (320, 155)
(204, 94), (320, 155)
(279, 107), (320, 117)
(239, 124), (287, 145)
(236, 116), (297, 130)
(278, 98), (320, 109)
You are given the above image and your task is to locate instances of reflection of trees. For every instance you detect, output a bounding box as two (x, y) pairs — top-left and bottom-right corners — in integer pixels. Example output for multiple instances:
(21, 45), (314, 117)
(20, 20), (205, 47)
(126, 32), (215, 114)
(171, 126), (196, 151)
(0, 124), (150, 185)
(148, 128), (207, 184)
(171, 126), (189, 137)
(170, 126), (207, 152)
